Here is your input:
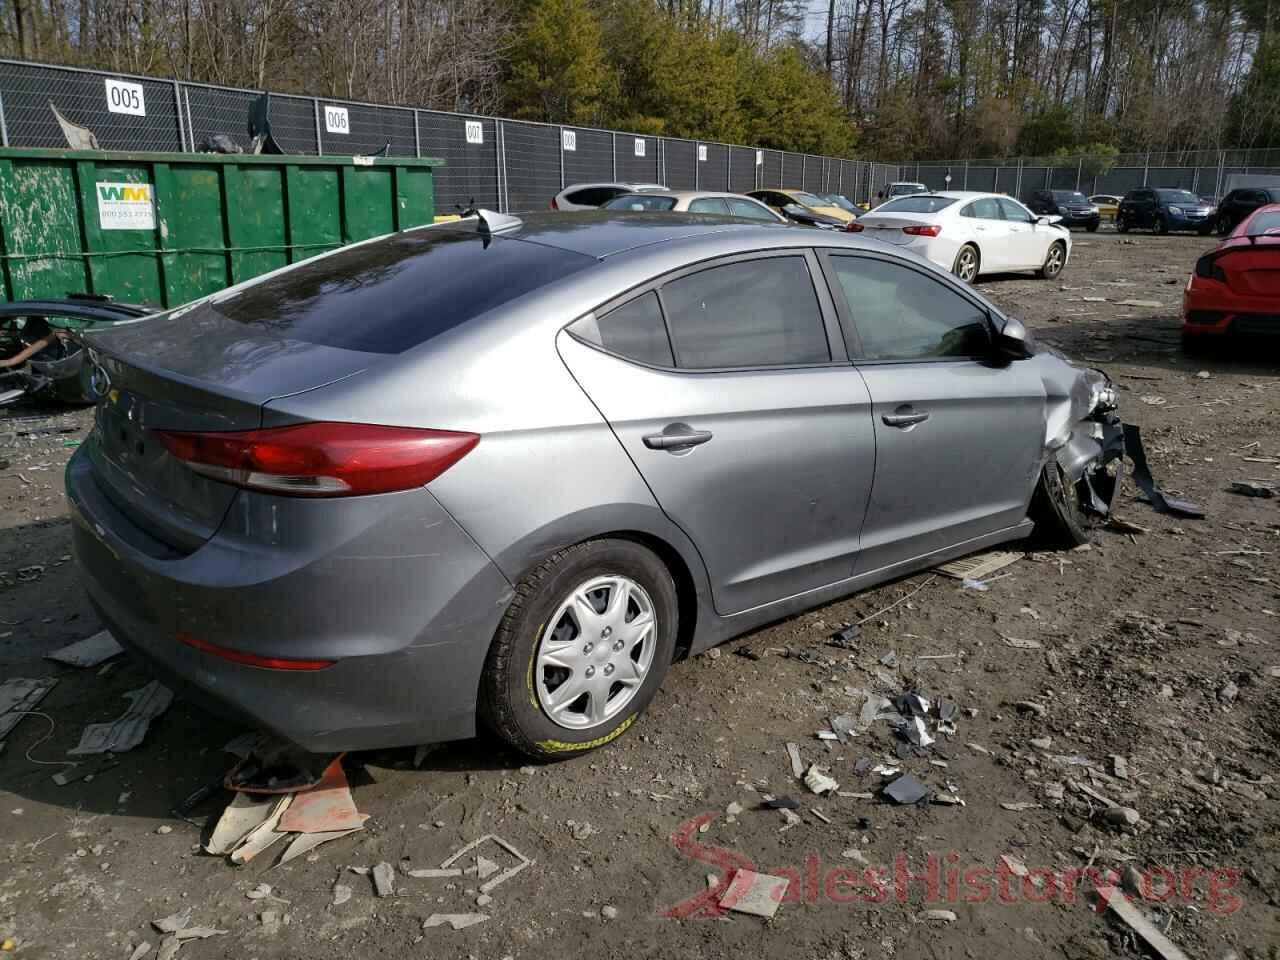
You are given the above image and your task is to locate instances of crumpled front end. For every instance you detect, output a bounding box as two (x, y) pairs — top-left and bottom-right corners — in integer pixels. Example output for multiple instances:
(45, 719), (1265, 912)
(1032, 343), (1125, 516)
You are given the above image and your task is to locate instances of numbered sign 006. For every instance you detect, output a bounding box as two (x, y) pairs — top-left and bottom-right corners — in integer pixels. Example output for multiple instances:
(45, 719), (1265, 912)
(104, 78), (145, 117)
(324, 106), (350, 135)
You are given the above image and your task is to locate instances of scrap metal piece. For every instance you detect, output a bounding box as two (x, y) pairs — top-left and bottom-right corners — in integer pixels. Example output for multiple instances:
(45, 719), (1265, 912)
(277, 820), (367, 865)
(204, 792), (277, 856)
(405, 867), (464, 879)
(278, 759), (363, 834)
(69, 680), (172, 755)
(1123, 423), (1205, 518)
(0, 677), (57, 743)
(1095, 881), (1191, 960)
(883, 774), (930, 805)
(906, 715), (935, 747)
(439, 834), (534, 895)
(719, 869), (790, 918)
(934, 550), (1023, 580)
(228, 797), (290, 865)
(45, 631), (123, 668)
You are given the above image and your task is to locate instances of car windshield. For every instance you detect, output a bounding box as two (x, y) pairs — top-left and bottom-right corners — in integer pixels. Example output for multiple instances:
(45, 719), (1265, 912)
(789, 191), (828, 206)
(1245, 211), (1280, 236)
(604, 194), (678, 211)
(823, 195), (857, 212)
(877, 196), (958, 214)
(1053, 191), (1088, 203)
(1156, 189), (1199, 204)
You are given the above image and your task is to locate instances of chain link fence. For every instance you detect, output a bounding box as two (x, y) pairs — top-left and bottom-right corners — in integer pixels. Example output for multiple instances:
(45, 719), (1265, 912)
(0, 57), (893, 216)
(900, 149), (1280, 200)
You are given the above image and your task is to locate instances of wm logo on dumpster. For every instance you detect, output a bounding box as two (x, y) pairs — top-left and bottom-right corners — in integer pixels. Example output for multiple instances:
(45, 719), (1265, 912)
(97, 184), (151, 203)
(95, 181), (156, 231)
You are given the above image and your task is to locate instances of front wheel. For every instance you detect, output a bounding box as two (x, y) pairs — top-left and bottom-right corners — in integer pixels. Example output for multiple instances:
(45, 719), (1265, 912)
(1116, 216), (1129, 234)
(1155, 216), (1169, 236)
(1037, 241), (1066, 280)
(1086, 222), (1099, 233)
(479, 539), (677, 760)
(1028, 462), (1092, 549)
(1217, 215), (1232, 236)
(953, 244), (980, 283)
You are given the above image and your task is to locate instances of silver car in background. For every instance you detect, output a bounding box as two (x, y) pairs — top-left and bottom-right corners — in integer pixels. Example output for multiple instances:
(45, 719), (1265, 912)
(69, 212), (1119, 760)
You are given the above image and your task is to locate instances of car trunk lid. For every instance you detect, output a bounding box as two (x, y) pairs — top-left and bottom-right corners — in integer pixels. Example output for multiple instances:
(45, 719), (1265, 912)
(1219, 240), (1280, 296)
(852, 213), (924, 245)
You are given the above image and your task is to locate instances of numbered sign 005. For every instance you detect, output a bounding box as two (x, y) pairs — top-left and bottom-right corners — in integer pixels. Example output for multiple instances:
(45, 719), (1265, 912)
(324, 106), (350, 135)
(105, 78), (145, 117)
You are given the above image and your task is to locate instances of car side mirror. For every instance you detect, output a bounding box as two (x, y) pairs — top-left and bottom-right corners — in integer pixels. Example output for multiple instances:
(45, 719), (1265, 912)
(993, 316), (1033, 360)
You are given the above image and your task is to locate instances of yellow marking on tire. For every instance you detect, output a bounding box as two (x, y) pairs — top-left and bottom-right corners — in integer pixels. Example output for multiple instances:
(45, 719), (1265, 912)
(537, 714), (636, 753)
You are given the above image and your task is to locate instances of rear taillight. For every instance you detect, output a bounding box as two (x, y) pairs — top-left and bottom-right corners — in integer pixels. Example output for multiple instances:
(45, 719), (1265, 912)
(1194, 253), (1227, 283)
(156, 422), (479, 497)
(903, 224), (942, 237)
(550, 197), (559, 210)
(845, 221), (865, 232)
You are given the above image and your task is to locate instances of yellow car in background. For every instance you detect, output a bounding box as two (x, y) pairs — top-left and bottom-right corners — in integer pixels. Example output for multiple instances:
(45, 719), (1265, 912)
(747, 188), (857, 225)
(1090, 194), (1121, 222)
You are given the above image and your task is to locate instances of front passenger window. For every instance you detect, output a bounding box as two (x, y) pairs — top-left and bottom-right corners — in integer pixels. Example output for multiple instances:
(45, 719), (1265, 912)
(828, 256), (991, 361)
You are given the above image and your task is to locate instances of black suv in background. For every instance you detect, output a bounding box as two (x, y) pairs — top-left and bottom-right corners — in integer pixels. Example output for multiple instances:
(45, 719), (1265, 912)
(1116, 188), (1215, 235)
(1215, 187), (1280, 235)
(1025, 190), (1101, 231)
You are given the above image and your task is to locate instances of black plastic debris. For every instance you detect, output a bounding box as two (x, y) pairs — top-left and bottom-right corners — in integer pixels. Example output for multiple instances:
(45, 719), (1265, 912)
(826, 625), (861, 649)
(760, 795), (800, 810)
(1123, 423), (1205, 519)
(734, 648), (762, 661)
(854, 816), (872, 830)
(883, 774), (931, 805)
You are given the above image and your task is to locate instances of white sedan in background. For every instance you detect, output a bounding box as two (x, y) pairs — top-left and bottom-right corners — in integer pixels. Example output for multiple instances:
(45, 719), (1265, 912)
(848, 191), (1071, 283)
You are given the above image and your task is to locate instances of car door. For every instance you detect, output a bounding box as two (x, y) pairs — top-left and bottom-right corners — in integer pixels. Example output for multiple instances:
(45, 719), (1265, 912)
(996, 197), (1048, 269)
(727, 197), (783, 222)
(961, 197), (1012, 272)
(819, 250), (1045, 572)
(558, 251), (876, 615)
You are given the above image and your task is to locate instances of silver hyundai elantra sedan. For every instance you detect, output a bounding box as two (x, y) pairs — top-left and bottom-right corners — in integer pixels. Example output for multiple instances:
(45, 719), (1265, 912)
(68, 211), (1119, 759)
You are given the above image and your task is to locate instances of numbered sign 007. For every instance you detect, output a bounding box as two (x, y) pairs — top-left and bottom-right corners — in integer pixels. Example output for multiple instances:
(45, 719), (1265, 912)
(105, 78), (145, 117)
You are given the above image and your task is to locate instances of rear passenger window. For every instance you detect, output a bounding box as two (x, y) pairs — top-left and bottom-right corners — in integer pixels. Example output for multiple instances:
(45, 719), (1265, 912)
(570, 291), (674, 367)
(567, 187), (621, 206)
(660, 257), (830, 369)
(688, 198), (730, 214)
(828, 256), (990, 361)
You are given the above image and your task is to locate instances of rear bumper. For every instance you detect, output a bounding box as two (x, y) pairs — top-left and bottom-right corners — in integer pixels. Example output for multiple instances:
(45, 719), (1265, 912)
(67, 439), (514, 752)
(1183, 284), (1280, 337)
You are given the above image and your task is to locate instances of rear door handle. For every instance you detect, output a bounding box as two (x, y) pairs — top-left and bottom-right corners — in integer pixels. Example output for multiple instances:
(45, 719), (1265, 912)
(643, 429), (713, 450)
(882, 409), (929, 428)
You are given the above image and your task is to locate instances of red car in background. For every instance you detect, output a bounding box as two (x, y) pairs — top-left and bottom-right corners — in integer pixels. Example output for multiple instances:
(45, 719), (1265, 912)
(1183, 203), (1280, 345)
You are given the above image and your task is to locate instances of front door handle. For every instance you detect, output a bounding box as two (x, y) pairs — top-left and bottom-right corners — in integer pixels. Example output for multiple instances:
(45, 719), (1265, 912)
(643, 428), (713, 450)
(882, 408), (930, 428)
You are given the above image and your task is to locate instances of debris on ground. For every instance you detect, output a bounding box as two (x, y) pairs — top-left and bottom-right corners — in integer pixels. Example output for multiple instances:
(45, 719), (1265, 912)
(934, 550), (1022, 580)
(422, 913), (489, 930)
(44, 630), (123, 668)
(0, 676), (57, 746)
(883, 774), (930, 805)
(331, 883), (352, 906)
(69, 680), (172, 755)
(826, 625), (860, 649)
(719, 868), (790, 918)
(1228, 480), (1274, 498)
(372, 861), (395, 897)
(917, 909), (958, 923)
(1095, 881), (1192, 960)
(438, 834), (534, 894)
(785, 742), (804, 778)
(803, 764), (839, 795)
(203, 793), (278, 856)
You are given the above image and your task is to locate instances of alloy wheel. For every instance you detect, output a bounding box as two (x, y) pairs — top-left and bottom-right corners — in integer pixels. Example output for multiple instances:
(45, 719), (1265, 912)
(956, 247), (978, 282)
(534, 574), (657, 730)
(1044, 243), (1064, 277)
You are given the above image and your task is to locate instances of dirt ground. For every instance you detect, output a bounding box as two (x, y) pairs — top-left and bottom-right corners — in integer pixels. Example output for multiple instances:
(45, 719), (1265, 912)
(1, 230), (1277, 960)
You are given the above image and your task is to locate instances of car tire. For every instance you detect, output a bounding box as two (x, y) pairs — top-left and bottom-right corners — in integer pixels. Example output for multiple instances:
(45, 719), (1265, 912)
(1116, 215), (1128, 234)
(952, 244), (980, 283)
(1198, 225), (1213, 236)
(1037, 241), (1066, 280)
(479, 538), (678, 760)
(1180, 331), (1221, 355)
(1155, 216), (1169, 236)
(1216, 215), (1231, 236)
(1028, 461), (1092, 549)
(1086, 222), (1099, 233)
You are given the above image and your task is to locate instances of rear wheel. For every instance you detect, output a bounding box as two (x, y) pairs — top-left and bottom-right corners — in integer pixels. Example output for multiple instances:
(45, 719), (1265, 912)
(953, 244), (980, 283)
(479, 539), (677, 760)
(1155, 215), (1169, 236)
(1217, 215), (1232, 236)
(1116, 215), (1129, 234)
(1086, 222), (1099, 233)
(1028, 462), (1092, 549)
(1037, 241), (1066, 280)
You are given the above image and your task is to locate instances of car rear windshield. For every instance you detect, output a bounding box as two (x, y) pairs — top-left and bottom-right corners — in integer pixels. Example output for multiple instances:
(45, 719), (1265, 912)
(205, 227), (595, 354)
(1052, 191), (1088, 203)
(1246, 211), (1280, 236)
(1155, 189), (1199, 203)
(878, 196), (958, 214)
(605, 194), (678, 211)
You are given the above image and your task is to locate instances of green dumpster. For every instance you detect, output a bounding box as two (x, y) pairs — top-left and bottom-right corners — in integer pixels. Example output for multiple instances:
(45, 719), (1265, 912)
(0, 148), (443, 309)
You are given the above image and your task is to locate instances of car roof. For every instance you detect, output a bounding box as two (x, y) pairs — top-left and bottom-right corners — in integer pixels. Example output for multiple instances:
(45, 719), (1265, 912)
(455, 210), (787, 259)
(617, 190), (763, 202)
(561, 182), (667, 192)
